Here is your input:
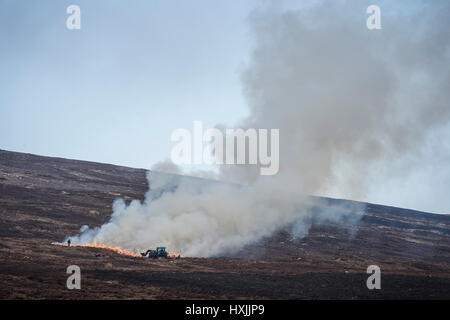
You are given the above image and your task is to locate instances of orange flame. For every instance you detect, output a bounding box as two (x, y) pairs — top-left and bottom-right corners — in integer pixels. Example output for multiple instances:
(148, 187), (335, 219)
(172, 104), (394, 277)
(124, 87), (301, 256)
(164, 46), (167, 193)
(167, 251), (181, 259)
(52, 242), (181, 258)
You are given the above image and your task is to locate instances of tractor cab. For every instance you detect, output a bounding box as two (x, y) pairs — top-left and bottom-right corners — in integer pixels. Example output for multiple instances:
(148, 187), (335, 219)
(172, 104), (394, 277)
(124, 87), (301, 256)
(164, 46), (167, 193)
(156, 247), (168, 258)
(141, 247), (168, 258)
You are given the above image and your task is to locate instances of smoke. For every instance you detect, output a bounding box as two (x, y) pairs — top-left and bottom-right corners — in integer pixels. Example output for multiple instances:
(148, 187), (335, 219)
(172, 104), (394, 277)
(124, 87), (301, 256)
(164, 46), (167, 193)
(234, 0), (450, 198)
(66, 1), (450, 255)
(150, 159), (182, 175)
(66, 171), (363, 256)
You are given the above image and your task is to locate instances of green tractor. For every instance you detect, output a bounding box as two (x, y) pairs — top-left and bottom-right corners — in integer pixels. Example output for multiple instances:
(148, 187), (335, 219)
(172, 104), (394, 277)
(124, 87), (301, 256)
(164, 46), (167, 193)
(141, 247), (168, 259)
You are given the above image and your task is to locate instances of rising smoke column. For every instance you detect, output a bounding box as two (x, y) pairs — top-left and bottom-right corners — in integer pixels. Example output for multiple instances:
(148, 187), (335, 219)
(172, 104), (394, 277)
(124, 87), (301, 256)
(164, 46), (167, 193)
(230, 0), (450, 198)
(66, 0), (450, 256)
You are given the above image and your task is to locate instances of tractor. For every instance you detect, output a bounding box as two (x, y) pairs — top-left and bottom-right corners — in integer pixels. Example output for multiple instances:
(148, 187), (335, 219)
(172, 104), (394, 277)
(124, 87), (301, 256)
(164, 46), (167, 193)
(141, 247), (168, 259)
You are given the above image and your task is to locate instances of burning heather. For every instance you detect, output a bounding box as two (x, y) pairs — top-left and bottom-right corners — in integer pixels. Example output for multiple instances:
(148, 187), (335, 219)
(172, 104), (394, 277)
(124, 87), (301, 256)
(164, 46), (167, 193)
(61, 1), (450, 257)
(52, 240), (181, 259)
(53, 241), (144, 257)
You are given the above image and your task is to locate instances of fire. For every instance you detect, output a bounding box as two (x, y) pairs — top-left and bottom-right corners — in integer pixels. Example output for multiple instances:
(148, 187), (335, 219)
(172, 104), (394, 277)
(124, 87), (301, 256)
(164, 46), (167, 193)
(52, 242), (181, 259)
(167, 251), (181, 259)
(53, 241), (142, 257)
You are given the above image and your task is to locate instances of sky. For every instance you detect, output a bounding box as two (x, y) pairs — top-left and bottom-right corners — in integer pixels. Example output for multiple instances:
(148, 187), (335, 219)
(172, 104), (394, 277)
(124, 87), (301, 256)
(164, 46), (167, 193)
(0, 0), (261, 167)
(1, 0), (449, 213)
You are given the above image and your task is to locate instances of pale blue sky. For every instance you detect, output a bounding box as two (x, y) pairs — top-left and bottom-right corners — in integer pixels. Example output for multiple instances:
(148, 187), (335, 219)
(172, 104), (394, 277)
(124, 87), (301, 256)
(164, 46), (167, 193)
(0, 0), (264, 168)
(1, 1), (449, 213)
(0, 0), (425, 169)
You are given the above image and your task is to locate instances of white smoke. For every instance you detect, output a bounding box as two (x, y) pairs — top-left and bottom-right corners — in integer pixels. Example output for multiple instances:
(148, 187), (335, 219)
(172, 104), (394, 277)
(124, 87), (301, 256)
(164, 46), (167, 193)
(66, 171), (362, 256)
(65, 0), (450, 255)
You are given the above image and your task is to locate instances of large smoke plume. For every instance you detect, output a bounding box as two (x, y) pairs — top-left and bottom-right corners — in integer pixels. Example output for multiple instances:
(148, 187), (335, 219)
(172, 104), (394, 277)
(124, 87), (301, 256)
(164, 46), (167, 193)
(66, 1), (450, 256)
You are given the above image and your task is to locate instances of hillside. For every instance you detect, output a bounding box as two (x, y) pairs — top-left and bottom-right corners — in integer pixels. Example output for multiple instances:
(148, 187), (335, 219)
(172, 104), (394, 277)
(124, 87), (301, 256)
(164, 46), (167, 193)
(0, 149), (449, 299)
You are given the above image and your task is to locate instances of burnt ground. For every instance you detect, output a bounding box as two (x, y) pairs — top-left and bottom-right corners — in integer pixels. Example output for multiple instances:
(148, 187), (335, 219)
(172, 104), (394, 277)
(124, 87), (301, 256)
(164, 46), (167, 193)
(0, 149), (449, 299)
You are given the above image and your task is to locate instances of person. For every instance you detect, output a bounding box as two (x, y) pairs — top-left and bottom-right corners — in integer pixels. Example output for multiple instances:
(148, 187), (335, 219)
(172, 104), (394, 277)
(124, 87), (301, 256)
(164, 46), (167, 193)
(67, 239), (71, 247)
